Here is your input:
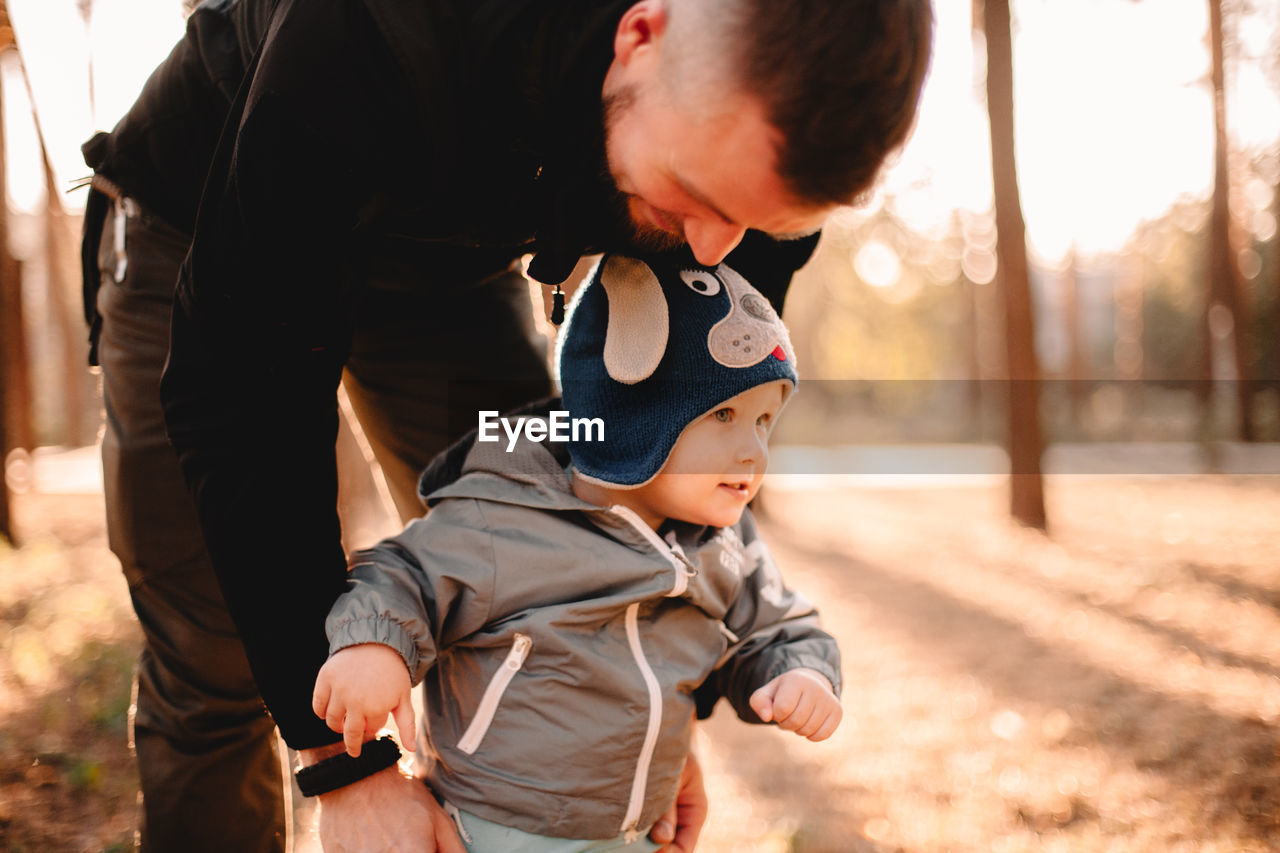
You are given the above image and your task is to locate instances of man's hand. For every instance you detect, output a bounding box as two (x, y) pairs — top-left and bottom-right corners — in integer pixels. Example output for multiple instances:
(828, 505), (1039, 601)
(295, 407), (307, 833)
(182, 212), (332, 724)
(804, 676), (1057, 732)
(313, 643), (416, 756)
(310, 764), (466, 853)
(650, 749), (708, 853)
(748, 668), (842, 741)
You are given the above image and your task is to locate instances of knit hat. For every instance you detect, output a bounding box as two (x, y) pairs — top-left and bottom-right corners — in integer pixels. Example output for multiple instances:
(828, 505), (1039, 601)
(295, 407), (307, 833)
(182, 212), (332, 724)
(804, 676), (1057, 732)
(556, 253), (798, 488)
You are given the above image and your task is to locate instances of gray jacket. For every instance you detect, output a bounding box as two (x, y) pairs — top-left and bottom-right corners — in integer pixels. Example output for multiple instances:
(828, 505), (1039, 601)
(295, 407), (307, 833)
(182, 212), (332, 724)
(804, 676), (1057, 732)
(326, 423), (841, 841)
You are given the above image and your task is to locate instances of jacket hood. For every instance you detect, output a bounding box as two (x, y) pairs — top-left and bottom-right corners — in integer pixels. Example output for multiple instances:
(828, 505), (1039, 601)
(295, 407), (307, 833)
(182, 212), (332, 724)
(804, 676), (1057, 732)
(418, 397), (594, 513)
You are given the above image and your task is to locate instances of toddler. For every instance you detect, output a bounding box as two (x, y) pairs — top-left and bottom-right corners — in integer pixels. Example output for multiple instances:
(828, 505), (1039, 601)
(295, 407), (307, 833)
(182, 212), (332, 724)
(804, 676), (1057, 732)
(313, 253), (842, 851)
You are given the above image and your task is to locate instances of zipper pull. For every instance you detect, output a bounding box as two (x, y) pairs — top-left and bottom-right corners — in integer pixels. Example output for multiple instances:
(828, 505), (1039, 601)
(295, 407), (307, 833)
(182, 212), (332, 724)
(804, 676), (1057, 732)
(509, 633), (533, 668)
(664, 533), (698, 577)
(673, 549), (699, 582)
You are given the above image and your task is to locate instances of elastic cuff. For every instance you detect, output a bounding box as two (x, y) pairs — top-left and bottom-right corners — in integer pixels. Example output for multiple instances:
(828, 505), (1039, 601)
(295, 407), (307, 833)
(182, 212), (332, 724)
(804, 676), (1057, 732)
(328, 615), (421, 680)
(294, 736), (402, 797)
(764, 654), (843, 697)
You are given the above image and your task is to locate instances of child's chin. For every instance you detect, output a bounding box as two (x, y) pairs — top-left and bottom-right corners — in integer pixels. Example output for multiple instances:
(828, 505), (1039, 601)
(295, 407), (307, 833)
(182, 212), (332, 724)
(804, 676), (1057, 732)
(707, 507), (747, 528)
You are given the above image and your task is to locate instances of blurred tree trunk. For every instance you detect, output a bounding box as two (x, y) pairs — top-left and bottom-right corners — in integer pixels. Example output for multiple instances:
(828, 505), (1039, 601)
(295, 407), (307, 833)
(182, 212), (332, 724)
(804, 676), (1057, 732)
(1115, 235), (1145, 429)
(0, 29), (18, 542)
(1063, 247), (1085, 420)
(0, 386), (8, 545)
(13, 45), (96, 448)
(41, 148), (94, 447)
(952, 211), (985, 435)
(1273, 141), (1280, 401)
(0, 249), (28, 451)
(963, 271), (983, 435)
(982, 0), (1046, 530)
(1206, 0), (1254, 440)
(0, 240), (10, 541)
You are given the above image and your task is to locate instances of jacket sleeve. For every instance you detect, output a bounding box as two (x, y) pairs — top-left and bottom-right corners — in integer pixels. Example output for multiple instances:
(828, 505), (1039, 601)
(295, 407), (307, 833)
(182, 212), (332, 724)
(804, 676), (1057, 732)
(158, 0), (425, 748)
(326, 499), (497, 686)
(705, 511), (842, 724)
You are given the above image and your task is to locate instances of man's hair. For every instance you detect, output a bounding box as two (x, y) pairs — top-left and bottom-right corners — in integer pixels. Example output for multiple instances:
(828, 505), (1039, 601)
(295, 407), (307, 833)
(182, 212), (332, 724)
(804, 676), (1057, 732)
(665, 0), (934, 207)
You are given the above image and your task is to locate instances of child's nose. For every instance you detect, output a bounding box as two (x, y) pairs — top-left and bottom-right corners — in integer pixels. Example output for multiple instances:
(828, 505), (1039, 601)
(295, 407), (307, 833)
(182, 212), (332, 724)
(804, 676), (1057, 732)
(734, 429), (768, 466)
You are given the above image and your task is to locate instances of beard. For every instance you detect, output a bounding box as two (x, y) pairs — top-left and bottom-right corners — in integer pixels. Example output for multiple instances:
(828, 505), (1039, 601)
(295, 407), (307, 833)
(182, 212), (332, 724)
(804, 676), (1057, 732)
(605, 192), (687, 255)
(600, 86), (688, 256)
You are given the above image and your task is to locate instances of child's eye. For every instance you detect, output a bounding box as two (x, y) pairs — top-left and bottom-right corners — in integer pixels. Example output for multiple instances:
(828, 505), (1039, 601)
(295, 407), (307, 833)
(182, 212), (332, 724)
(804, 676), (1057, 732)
(756, 413), (772, 427)
(713, 408), (733, 423)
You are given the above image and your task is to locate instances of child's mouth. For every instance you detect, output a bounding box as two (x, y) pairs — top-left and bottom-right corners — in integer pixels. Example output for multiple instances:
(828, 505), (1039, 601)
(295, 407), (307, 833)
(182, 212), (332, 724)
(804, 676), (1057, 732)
(719, 482), (750, 497)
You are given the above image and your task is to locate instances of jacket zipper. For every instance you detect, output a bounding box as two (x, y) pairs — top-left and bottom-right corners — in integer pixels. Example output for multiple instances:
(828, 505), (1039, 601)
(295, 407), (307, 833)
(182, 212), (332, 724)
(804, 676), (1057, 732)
(606, 506), (697, 838)
(456, 633), (533, 755)
(608, 505), (696, 596)
(620, 601), (663, 841)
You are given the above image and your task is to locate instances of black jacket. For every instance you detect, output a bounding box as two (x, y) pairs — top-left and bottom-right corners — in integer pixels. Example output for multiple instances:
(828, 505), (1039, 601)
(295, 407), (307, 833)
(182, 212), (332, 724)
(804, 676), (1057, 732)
(86, 0), (817, 747)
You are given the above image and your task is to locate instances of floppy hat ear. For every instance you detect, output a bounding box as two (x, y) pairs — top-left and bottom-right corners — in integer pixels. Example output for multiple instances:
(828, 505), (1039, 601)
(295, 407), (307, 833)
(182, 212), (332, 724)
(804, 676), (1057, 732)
(600, 255), (669, 384)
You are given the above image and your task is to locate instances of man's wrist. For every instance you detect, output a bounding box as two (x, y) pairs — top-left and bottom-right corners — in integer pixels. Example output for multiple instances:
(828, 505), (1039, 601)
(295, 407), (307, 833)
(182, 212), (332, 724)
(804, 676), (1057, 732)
(298, 741), (349, 767)
(295, 736), (403, 797)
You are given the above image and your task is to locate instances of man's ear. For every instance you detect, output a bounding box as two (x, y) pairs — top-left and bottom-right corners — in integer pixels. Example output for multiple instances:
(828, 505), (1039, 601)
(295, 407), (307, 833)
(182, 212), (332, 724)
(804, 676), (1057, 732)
(612, 0), (670, 69)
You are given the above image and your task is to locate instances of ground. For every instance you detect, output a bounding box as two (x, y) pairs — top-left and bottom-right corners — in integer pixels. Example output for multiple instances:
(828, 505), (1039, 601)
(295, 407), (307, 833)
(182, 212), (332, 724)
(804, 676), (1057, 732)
(2, 467), (1278, 852)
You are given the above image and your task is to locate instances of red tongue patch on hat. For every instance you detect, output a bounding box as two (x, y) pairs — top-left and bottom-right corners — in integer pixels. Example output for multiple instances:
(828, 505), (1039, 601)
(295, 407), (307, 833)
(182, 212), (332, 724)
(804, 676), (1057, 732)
(772, 345), (786, 361)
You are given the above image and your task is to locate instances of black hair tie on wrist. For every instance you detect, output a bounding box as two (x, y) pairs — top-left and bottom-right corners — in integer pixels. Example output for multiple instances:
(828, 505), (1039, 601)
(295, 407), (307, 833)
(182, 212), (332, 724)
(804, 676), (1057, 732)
(295, 736), (402, 797)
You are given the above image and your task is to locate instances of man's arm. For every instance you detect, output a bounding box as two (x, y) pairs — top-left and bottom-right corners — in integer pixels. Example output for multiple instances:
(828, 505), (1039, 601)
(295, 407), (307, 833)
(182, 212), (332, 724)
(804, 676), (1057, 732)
(298, 744), (467, 853)
(159, 0), (425, 749)
(651, 748), (708, 853)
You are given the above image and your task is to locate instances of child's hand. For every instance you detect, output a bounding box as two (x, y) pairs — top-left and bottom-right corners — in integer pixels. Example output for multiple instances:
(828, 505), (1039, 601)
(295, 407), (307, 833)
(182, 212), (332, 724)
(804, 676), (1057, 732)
(312, 643), (415, 757)
(749, 668), (842, 742)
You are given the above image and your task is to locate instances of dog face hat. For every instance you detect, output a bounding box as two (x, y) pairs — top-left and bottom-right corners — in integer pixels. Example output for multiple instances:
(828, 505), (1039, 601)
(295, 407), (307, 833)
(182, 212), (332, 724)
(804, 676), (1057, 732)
(557, 254), (798, 488)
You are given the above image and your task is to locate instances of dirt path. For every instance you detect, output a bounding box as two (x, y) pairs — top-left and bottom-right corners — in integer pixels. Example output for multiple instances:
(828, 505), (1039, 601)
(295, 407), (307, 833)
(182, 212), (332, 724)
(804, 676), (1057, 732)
(696, 476), (1280, 852)
(0, 492), (139, 852)
(3, 475), (1279, 851)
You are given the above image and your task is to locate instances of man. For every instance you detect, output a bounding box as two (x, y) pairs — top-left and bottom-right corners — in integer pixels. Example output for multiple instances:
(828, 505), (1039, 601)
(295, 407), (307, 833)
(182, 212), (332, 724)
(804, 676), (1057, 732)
(81, 0), (932, 850)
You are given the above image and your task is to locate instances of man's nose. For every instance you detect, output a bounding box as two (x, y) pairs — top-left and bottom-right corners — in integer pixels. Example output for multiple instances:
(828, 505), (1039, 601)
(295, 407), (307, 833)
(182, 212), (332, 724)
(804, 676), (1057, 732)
(685, 218), (747, 266)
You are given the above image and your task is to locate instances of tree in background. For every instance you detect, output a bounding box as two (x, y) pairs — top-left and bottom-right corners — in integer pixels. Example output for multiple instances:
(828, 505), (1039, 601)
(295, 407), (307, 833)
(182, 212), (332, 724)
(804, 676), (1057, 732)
(1259, 0), (1279, 428)
(1206, 0), (1256, 441)
(0, 7), (25, 544)
(980, 0), (1047, 530)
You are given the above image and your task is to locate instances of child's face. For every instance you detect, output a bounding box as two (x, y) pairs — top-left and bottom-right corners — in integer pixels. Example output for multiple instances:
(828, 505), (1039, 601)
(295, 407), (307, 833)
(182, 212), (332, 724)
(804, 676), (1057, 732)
(626, 381), (788, 529)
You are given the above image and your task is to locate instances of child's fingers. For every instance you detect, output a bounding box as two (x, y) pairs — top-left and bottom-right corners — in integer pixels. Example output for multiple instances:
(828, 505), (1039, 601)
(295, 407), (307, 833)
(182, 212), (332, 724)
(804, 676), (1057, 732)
(768, 678), (806, 724)
(792, 696), (825, 737)
(392, 696), (416, 750)
(808, 705), (843, 742)
(749, 683), (778, 722)
(324, 697), (347, 736)
(312, 679), (331, 722)
(342, 713), (367, 757)
(778, 691), (819, 734)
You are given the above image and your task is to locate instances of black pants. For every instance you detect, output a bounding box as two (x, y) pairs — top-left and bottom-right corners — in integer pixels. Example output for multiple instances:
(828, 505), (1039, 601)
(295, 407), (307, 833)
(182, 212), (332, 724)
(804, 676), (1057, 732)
(94, 201), (549, 852)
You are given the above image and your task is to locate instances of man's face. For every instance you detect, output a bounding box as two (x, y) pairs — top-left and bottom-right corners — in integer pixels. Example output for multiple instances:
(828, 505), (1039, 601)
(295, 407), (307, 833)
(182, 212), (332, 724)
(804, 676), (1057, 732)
(601, 18), (832, 265)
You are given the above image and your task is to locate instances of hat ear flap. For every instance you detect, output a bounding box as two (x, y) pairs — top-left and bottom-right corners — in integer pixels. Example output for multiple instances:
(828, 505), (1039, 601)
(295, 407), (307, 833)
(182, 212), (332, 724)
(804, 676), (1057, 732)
(600, 255), (668, 384)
